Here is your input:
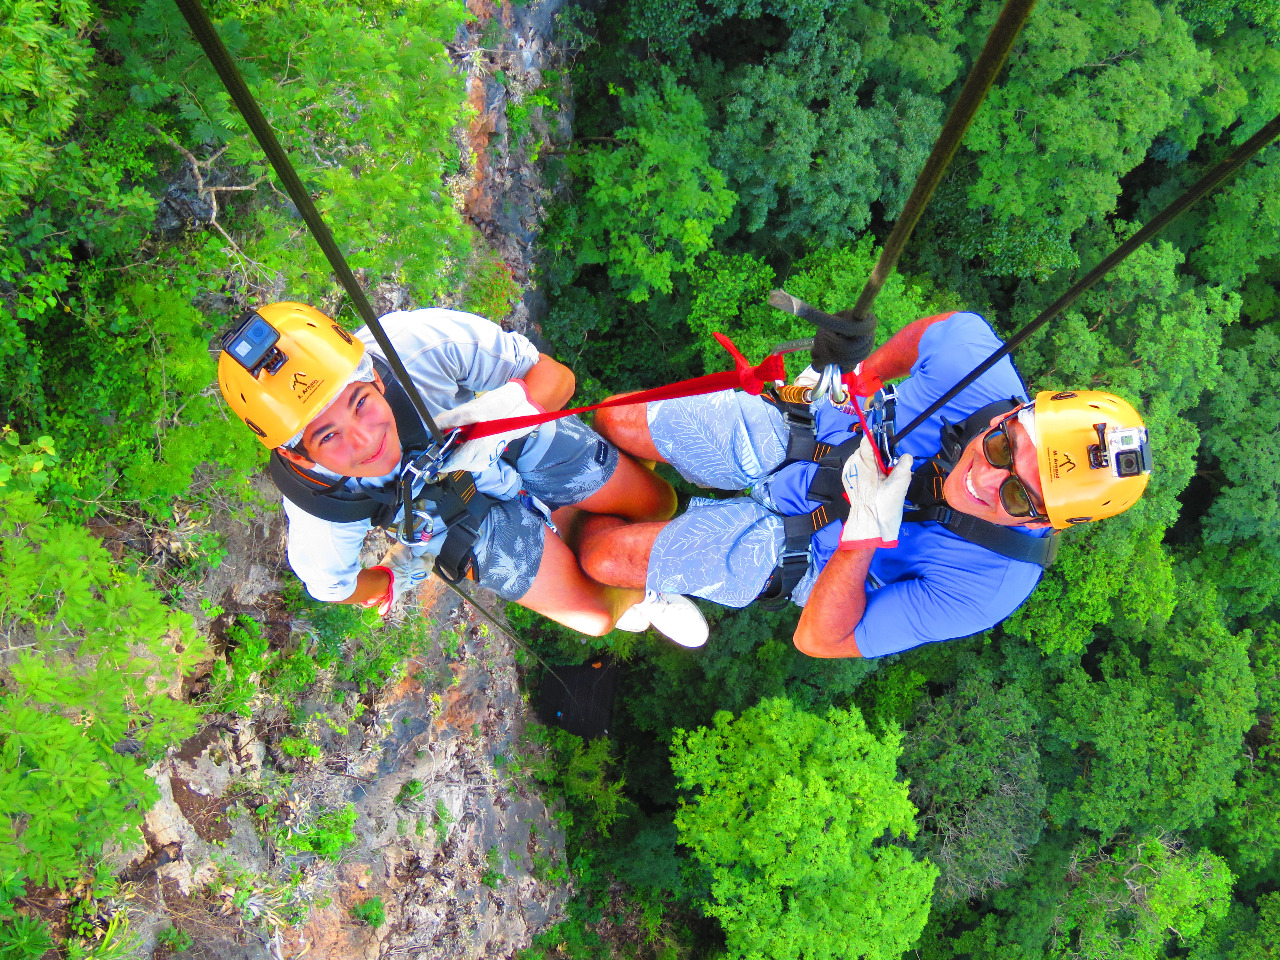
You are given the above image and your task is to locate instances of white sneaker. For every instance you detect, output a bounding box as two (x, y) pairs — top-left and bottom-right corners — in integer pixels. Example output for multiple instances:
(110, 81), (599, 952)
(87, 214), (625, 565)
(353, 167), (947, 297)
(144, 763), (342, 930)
(614, 592), (708, 648)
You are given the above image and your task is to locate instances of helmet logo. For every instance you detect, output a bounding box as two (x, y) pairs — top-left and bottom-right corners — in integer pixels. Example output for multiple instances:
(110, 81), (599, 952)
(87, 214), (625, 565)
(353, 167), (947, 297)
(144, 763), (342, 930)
(1048, 449), (1077, 480)
(290, 371), (324, 401)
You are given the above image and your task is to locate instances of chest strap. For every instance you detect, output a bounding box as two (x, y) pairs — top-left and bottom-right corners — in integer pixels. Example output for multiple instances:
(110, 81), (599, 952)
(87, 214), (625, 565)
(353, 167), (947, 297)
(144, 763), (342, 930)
(903, 457), (1060, 567)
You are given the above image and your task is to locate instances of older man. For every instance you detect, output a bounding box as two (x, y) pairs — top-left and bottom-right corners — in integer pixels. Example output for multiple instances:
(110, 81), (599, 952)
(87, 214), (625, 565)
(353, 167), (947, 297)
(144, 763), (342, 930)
(577, 311), (1153, 658)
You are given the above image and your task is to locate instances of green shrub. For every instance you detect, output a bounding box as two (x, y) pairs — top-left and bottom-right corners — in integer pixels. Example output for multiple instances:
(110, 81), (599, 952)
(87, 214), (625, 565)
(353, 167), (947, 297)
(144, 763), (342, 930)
(155, 925), (194, 953)
(0, 490), (205, 888)
(286, 804), (358, 860)
(0, 914), (54, 960)
(350, 896), (385, 927)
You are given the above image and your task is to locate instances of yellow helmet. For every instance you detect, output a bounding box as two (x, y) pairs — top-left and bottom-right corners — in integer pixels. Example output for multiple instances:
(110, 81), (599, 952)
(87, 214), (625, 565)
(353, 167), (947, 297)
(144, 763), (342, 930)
(217, 302), (365, 448)
(1033, 390), (1152, 528)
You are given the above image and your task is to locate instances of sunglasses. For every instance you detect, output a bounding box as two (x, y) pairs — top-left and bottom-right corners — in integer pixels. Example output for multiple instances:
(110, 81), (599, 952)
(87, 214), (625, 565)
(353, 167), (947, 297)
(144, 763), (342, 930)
(982, 414), (1047, 521)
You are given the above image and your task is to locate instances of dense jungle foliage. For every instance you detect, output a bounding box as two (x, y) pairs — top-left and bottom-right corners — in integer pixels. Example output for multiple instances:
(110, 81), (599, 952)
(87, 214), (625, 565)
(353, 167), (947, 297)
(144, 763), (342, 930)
(1, 0), (1279, 956)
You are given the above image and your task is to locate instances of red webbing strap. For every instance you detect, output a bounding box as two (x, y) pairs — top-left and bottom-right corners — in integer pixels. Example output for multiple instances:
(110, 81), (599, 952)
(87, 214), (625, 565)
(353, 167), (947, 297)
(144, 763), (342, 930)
(454, 334), (789, 442)
(848, 397), (888, 476)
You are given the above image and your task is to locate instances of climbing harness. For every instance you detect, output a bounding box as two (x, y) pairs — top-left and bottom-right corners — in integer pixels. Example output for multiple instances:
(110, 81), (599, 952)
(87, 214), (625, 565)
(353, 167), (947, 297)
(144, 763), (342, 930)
(754, 390), (1060, 607)
(267, 356), (524, 583)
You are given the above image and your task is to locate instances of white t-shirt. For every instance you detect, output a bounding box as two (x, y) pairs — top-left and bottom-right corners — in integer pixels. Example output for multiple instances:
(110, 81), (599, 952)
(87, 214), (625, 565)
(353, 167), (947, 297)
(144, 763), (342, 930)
(283, 308), (539, 600)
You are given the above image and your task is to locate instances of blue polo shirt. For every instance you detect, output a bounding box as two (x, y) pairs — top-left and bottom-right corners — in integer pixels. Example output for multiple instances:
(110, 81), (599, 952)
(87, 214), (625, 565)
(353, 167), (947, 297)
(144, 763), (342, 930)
(769, 312), (1050, 657)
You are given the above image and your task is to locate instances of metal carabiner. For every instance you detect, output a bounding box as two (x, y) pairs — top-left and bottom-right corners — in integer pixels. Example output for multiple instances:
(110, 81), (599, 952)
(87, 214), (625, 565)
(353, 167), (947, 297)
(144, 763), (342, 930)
(812, 364), (849, 406)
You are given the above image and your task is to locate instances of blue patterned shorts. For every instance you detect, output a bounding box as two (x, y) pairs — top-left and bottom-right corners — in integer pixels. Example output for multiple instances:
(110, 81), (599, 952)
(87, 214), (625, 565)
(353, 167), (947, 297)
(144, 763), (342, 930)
(514, 415), (619, 510)
(643, 392), (821, 607)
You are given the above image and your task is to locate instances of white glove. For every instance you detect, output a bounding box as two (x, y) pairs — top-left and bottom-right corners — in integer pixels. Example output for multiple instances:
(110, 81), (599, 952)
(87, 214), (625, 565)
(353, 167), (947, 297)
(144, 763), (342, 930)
(794, 365), (821, 389)
(434, 380), (544, 474)
(362, 543), (431, 616)
(838, 437), (914, 550)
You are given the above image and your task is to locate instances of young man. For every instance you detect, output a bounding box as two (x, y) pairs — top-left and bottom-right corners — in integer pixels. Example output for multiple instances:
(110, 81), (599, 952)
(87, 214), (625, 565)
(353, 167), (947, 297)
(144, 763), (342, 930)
(577, 310), (1153, 658)
(217, 301), (708, 646)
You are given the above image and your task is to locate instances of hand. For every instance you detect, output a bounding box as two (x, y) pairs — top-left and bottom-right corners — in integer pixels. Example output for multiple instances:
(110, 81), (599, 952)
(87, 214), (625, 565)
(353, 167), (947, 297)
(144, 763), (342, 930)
(360, 543), (431, 616)
(794, 365), (821, 389)
(436, 380), (544, 474)
(838, 437), (913, 550)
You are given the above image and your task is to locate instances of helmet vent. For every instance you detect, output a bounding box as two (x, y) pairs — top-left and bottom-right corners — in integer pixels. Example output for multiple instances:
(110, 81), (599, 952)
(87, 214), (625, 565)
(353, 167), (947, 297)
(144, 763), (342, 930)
(244, 418), (267, 438)
(1067, 516), (1091, 524)
(1052, 391), (1076, 400)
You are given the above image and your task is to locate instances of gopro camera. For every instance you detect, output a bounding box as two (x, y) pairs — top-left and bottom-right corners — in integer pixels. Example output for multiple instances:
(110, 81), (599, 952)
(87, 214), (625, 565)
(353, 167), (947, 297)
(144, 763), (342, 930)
(1089, 423), (1152, 477)
(222, 311), (288, 376)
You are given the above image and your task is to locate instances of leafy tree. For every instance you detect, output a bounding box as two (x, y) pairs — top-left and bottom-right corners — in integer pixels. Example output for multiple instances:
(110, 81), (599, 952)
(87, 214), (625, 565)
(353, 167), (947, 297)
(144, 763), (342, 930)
(0, 487), (205, 887)
(1047, 580), (1255, 838)
(0, 0), (96, 222)
(1190, 892), (1280, 960)
(559, 70), (736, 302)
(900, 663), (1048, 905)
(672, 697), (937, 960)
(697, 24), (940, 246)
(940, 0), (1210, 277)
(1047, 835), (1233, 960)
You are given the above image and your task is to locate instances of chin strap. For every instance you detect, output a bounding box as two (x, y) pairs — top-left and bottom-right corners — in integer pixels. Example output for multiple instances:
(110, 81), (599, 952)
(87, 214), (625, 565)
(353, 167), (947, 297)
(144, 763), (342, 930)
(902, 399), (1061, 568)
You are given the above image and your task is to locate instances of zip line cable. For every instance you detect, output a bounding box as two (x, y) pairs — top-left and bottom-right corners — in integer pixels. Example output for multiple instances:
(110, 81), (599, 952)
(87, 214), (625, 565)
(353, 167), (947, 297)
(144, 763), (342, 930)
(769, 0), (1038, 339)
(892, 112), (1280, 444)
(172, 0), (446, 445)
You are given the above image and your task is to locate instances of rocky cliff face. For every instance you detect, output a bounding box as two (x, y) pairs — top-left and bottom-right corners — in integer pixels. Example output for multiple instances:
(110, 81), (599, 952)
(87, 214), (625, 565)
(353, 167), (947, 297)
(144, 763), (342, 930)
(108, 3), (575, 956)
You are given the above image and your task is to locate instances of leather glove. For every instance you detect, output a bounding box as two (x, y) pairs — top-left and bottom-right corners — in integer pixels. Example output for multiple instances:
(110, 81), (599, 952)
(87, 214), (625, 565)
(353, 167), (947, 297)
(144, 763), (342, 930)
(794, 365), (822, 389)
(811, 327), (874, 371)
(838, 437), (914, 550)
(361, 543), (431, 616)
(435, 380), (544, 474)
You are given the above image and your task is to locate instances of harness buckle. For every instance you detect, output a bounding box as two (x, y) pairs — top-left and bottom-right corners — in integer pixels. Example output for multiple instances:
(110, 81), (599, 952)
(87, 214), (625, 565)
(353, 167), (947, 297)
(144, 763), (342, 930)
(867, 383), (899, 469)
(396, 429), (465, 544)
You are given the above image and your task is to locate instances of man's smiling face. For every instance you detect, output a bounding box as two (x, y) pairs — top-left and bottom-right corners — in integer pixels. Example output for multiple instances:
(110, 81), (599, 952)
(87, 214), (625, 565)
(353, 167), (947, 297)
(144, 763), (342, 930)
(941, 408), (1052, 529)
(279, 372), (402, 477)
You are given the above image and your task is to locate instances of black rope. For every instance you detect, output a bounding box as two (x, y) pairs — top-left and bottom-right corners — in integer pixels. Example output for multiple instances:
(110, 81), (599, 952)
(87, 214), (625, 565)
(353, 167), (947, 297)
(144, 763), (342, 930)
(843, 0), (1037, 325)
(768, 0), (1038, 341)
(893, 113), (1280, 444)
(173, 0), (445, 444)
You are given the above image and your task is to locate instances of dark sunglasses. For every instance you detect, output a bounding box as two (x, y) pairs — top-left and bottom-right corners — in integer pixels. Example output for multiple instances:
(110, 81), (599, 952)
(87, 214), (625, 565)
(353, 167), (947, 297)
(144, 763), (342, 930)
(982, 414), (1047, 521)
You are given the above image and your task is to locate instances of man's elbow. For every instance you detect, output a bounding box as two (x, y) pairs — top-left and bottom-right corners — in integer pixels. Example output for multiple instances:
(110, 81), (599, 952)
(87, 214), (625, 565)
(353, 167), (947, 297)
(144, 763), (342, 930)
(792, 623), (863, 659)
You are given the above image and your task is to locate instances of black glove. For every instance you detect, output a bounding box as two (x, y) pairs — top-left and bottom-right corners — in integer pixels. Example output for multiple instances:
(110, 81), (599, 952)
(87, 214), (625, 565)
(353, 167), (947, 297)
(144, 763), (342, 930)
(811, 327), (874, 371)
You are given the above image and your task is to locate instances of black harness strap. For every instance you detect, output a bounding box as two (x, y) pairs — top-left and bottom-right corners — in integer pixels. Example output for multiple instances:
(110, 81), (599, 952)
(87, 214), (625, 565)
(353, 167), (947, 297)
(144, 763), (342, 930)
(902, 504), (1060, 566)
(756, 393), (1061, 606)
(411, 471), (491, 583)
(267, 356), (428, 526)
(266, 358), (526, 584)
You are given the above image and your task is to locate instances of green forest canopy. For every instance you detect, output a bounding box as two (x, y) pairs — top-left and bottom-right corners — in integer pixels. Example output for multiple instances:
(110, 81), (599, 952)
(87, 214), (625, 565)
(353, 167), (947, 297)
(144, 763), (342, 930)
(2, 0), (1280, 957)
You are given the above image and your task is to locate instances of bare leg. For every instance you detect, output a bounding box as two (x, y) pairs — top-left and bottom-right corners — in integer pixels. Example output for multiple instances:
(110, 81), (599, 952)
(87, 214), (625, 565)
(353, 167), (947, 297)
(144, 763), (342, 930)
(574, 452), (677, 523)
(517, 525), (643, 636)
(577, 514), (667, 590)
(594, 400), (663, 463)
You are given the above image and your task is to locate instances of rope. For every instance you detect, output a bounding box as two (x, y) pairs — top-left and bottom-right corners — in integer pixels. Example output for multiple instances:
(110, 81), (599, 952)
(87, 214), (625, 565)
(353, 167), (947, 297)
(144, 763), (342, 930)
(768, 0), (1038, 341)
(173, 0), (446, 444)
(893, 112), (1280, 444)
(843, 0), (1038, 327)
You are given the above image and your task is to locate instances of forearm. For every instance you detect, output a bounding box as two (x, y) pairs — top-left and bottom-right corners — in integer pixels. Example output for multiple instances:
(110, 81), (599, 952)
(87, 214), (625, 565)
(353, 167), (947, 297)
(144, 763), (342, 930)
(862, 312), (956, 383)
(336, 566), (392, 605)
(522, 354), (576, 411)
(792, 548), (875, 658)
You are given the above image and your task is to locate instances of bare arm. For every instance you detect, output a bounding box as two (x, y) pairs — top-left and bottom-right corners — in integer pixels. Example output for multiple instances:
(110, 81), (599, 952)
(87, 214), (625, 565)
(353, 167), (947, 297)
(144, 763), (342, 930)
(522, 353), (576, 411)
(792, 547), (875, 658)
(336, 566), (392, 605)
(862, 312), (956, 384)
